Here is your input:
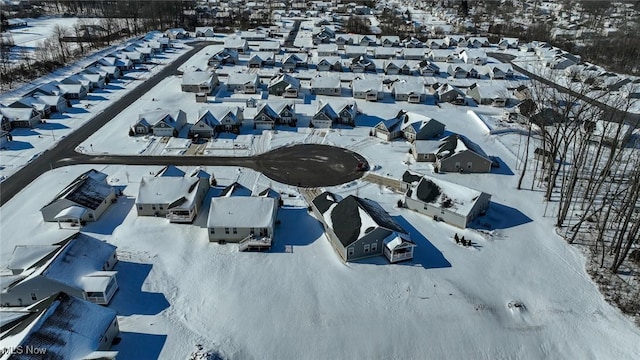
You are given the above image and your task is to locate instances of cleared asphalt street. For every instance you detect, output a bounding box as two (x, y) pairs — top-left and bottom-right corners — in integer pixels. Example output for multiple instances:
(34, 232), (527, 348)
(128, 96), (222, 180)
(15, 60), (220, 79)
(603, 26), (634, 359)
(0, 41), (366, 206)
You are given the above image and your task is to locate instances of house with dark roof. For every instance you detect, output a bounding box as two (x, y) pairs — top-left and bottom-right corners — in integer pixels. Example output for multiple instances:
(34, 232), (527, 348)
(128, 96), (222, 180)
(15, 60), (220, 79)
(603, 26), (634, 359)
(136, 166), (211, 223)
(435, 134), (492, 173)
(1, 233), (119, 306)
(311, 192), (415, 263)
(0, 292), (120, 359)
(403, 172), (491, 228)
(40, 169), (116, 224)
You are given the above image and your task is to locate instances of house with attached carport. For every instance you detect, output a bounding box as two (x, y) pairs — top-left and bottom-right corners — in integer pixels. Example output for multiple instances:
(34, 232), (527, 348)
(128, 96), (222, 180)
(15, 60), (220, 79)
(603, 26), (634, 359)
(310, 192), (416, 263)
(0, 292), (120, 359)
(181, 69), (218, 94)
(435, 133), (493, 173)
(136, 166), (211, 223)
(403, 172), (491, 228)
(0, 233), (119, 306)
(352, 77), (384, 101)
(226, 72), (260, 94)
(40, 169), (116, 225)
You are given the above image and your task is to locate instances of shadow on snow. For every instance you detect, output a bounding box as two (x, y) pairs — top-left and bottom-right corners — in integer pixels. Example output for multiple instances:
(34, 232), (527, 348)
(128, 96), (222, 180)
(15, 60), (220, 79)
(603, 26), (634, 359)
(470, 201), (533, 230)
(110, 261), (170, 316)
(112, 332), (166, 360)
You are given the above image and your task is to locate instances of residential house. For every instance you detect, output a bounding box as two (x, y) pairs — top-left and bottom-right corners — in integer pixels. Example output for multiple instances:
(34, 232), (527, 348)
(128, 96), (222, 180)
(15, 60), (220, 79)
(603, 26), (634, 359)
(78, 73), (106, 90)
(56, 83), (88, 99)
(583, 119), (634, 147)
(444, 35), (466, 47)
(384, 60), (411, 75)
(316, 57), (343, 71)
(0, 107), (41, 128)
(484, 64), (514, 79)
(514, 84), (532, 100)
(359, 35), (377, 46)
(0, 130), (10, 148)
(311, 101), (338, 128)
(403, 172), (491, 228)
(206, 106), (243, 133)
(257, 41), (281, 53)
(1, 114), (11, 131)
(467, 36), (490, 48)
(1, 233), (119, 306)
(435, 134), (492, 173)
(310, 76), (341, 96)
(181, 70), (218, 94)
(411, 140), (441, 162)
(136, 166), (211, 223)
(40, 169), (116, 224)
(352, 78), (384, 101)
(402, 47), (426, 60)
(268, 73), (300, 97)
(397, 111), (446, 142)
(498, 37), (519, 49)
(0, 292), (120, 359)
(208, 48), (239, 67)
(310, 192), (415, 263)
(392, 80), (426, 103)
(380, 35), (400, 47)
(166, 28), (187, 39)
(335, 34), (357, 49)
(334, 101), (358, 126)
(345, 45), (367, 58)
(131, 109), (187, 137)
(9, 97), (51, 118)
(403, 37), (424, 48)
(317, 43), (339, 56)
(425, 38), (447, 49)
(195, 26), (215, 37)
(349, 54), (376, 73)
(432, 83), (466, 105)
(247, 51), (275, 68)
(61, 74), (92, 91)
(429, 49), (457, 62)
(190, 109), (220, 138)
(226, 73), (260, 94)
(416, 60), (440, 76)
(467, 83), (508, 107)
(281, 53), (307, 71)
(224, 36), (249, 54)
(459, 49), (487, 65)
(207, 196), (278, 246)
(374, 46), (398, 59)
(250, 102), (280, 129)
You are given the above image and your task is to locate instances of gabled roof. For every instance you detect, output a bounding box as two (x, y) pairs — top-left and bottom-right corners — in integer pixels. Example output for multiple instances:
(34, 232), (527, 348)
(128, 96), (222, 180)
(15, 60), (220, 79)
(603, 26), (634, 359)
(42, 169), (113, 211)
(207, 196), (277, 229)
(315, 101), (338, 119)
(352, 78), (383, 93)
(227, 72), (259, 86)
(220, 182), (252, 197)
(313, 192), (408, 247)
(137, 174), (203, 206)
(437, 133), (488, 159)
(406, 175), (490, 217)
(376, 118), (401, 132)
(0, 292), (118, 359)
(269, 73), (300, 88)
(182, 70), (214, 86)
(0, 107), (36, 120)
(311, 76), (340, 89)
(393, 80), (425, 95)
(397, 112), (445, 133)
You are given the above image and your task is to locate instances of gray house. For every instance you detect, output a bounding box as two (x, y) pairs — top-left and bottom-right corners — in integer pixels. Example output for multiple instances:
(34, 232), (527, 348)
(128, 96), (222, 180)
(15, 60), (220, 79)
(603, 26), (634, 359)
(310, 76), (341, 96)
(1, 233), (119, 307)
(268, 73), (300, 97)
(403, 173), (491, 228)
(0, 292), (120, 359)
(136, 166), (211, 223)
(40, 169), (116, 224)
(311, 192), (415, 263)
(190, 109), (220, 138)
(435, 134), (493, 173)
(398, 111), (446, 142)
(392, 80), (426, 103)
(0, 107), (41, 128)
(181, 70), (218, 94)
(226, 73), (259, 94)
(131, 109), (187, 137)
(352, 78), (384, 101)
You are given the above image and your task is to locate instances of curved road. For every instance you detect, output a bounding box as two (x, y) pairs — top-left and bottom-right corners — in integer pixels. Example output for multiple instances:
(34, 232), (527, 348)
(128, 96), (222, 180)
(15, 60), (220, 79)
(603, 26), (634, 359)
(0, 42), (367, 206)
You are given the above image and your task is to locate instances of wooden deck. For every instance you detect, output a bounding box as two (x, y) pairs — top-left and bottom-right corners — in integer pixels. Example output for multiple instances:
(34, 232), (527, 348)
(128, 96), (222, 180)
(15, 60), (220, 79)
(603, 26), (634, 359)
(238, 235), (272, 252)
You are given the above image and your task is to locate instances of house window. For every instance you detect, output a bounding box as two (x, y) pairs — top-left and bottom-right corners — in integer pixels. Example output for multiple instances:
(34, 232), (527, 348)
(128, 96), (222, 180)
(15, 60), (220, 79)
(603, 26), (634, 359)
(225, 228), (230, 234)
(348, 247), (355, 256)
(371, 243), (377, 252)
(364, 244), (370, 253)
(467, 162), (472, 169)
(455, 162), (461, 169)
(88, 213), (93, 218)
(152, 206), (156, 210)
(159, 206), (164, 210)
(210, 229), (215, 234)
(30, 293), (37, 301)
(232, 228), (237, 234)
(138, 206), (143, 210)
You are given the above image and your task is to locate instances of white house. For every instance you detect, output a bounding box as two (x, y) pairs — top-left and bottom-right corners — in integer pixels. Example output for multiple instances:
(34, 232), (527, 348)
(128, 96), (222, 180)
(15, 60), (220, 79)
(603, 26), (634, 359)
(352, 78), (384, 101)
(403, 173), (491, 228)
(0, 292), (120, 359)
(459, 49), (487, 65)
(226, 73), (260, 94)
(207, 196), (278, 248)
(136, 166), (211, 223)
(1, 233), (119, 306)
(40, 169), (116, 225)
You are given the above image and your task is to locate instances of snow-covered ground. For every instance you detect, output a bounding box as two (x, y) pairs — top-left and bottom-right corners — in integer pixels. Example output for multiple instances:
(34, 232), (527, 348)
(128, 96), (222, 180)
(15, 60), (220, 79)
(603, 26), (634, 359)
(0, 42), (192, 180)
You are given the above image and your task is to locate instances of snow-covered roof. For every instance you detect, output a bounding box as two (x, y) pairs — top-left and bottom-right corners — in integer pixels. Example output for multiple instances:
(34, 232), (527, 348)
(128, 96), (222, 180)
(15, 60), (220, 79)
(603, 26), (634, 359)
(54, 205), (87, 221)
(313, 192), (407, 247)
(393, 80), (425, 95)
(227, 72), (259, 86)
(182, 70), (214, 86)
(406, 175), (490, 217)
(383, 232), (415, 251)
(0, 292), (117, 360)
(207, 196), (277, 228)
(136, 175), (201, 206)
(43, 169), (113, 211)
(352, 78), (383, 93)
(311, 76), (340, 89)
